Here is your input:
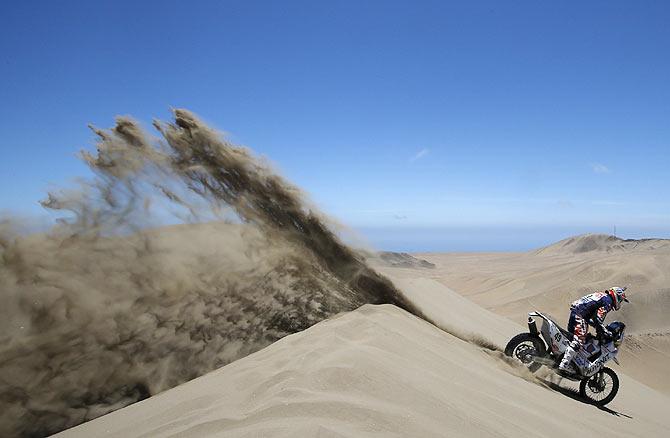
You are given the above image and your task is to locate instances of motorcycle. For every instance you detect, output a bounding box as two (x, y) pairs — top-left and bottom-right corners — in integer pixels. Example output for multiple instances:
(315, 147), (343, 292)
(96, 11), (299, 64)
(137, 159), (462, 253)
(504, 311), (626, 406)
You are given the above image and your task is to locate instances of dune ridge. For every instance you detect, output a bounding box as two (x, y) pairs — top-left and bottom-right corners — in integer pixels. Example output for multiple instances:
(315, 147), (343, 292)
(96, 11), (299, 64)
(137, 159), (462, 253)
(58, 304), (670, 438)
(533, 233), (670, 255)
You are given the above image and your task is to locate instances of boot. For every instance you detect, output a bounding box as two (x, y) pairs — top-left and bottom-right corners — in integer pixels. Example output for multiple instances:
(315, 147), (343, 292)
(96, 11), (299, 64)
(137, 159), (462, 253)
(558, 342), (579, 374)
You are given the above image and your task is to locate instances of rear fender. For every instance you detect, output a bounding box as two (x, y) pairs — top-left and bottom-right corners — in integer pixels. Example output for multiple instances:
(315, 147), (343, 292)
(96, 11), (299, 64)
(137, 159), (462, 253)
(527, 315), (540, 336)
(526, 314), (548, 351)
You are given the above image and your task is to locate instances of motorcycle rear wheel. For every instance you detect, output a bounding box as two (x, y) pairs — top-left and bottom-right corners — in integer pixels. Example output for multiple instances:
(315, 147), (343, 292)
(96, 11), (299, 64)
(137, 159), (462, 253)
(580, 367), (619, 406)
(504, 333), (546, 373)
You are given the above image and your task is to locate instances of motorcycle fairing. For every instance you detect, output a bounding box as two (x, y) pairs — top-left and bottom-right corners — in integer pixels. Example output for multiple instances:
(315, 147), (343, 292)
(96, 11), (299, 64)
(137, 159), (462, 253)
(528, 311), (620, 378)
(530, 311), (571, 355)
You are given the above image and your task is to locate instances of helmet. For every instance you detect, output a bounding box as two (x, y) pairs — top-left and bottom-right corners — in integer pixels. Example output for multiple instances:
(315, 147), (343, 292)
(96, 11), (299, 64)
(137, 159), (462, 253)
(607, 286), (629, 311)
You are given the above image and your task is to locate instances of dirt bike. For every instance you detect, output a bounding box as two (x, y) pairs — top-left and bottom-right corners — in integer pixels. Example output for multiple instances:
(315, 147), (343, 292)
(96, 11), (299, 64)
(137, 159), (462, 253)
(504, 311), (626, 406)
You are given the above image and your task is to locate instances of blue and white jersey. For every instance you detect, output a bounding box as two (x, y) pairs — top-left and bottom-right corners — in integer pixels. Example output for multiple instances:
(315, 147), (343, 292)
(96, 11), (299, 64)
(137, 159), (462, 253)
(570, 291), (614, 325)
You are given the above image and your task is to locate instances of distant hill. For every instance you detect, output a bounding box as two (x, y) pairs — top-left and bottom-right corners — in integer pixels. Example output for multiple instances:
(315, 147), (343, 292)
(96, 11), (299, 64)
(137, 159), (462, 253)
(533, 234), (670, 256)
(377, 251), (436, 269)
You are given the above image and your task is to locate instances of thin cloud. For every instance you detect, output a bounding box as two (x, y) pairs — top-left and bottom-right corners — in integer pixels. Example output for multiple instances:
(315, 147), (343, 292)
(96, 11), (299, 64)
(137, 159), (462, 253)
(592, 163), (611, 174)
(591, 200), (627, 206)
(410, 148), (429, 162)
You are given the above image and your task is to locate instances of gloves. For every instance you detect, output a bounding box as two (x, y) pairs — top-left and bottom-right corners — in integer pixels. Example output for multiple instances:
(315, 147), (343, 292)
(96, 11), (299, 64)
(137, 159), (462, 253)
(589, 318), (614, 342)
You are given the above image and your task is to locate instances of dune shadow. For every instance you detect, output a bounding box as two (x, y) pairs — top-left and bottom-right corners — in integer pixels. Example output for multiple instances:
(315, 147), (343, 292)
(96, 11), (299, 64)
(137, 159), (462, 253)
(539, 378), (634, 419)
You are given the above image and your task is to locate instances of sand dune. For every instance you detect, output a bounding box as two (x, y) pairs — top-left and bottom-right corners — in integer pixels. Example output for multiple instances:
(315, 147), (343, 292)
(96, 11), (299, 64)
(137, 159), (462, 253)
(58, 304), (670, 438)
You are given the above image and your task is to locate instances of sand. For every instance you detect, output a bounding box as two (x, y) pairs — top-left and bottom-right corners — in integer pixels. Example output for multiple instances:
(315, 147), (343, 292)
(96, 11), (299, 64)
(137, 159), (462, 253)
(58, 304), (670, 438)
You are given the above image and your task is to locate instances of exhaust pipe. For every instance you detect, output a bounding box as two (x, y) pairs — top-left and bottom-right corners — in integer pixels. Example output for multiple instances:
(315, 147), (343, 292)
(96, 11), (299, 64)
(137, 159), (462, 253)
(528, 316), (539, 336)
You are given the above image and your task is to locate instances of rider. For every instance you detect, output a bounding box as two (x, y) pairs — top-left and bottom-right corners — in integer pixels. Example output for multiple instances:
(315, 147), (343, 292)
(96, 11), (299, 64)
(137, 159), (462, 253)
(558, 286), (629, 374)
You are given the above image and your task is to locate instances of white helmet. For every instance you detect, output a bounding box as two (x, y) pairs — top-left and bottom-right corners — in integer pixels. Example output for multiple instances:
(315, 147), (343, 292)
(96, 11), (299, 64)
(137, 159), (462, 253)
(607, 286), (629, 311)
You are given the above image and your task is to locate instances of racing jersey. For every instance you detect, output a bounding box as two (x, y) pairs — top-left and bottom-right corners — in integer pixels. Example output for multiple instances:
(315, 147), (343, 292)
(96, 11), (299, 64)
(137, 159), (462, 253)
(570, 291), (614, 329)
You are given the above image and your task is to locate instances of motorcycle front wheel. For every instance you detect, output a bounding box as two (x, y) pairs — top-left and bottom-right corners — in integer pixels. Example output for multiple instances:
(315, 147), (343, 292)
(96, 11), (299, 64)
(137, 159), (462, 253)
(580, 367), (619, 406)
(504, 333), (547, 373)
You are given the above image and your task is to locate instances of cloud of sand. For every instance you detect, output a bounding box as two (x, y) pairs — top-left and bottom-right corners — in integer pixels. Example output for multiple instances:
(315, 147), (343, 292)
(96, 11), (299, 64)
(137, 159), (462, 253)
(0, 110), (421, 437)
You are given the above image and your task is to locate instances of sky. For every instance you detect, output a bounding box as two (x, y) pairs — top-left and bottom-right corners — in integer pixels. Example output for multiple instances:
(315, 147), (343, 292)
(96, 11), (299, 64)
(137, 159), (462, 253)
(1, 1), (669, 251)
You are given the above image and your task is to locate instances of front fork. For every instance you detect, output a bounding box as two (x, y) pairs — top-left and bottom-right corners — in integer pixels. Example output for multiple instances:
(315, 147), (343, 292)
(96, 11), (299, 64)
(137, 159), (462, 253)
(589, 370), (605, 391)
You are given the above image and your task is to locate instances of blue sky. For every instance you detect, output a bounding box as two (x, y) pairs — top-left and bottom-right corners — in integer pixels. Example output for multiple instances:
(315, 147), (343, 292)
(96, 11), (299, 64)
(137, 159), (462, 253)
(1, 1), (669, 250)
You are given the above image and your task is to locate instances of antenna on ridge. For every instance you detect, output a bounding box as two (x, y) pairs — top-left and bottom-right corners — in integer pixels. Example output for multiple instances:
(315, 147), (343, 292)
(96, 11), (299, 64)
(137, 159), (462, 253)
(613, 224), (617, 237)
